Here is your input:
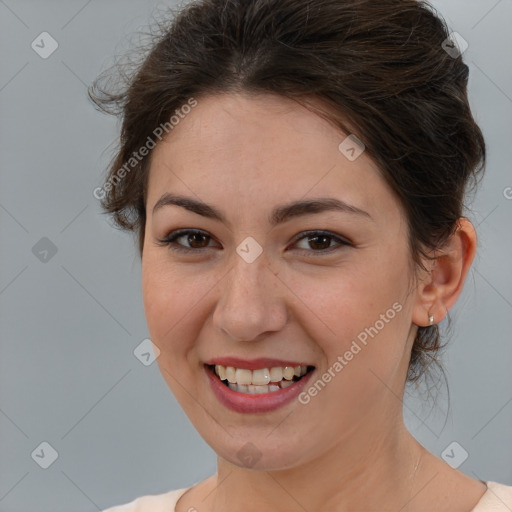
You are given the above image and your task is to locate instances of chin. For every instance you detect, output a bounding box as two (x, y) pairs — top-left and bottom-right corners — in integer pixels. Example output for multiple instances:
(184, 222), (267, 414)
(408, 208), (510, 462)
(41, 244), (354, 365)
(205, 429), (312, 471)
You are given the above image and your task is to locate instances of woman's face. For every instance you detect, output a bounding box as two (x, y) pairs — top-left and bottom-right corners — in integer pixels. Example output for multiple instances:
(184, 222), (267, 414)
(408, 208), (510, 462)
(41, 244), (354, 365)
(142, 92), (420, 470)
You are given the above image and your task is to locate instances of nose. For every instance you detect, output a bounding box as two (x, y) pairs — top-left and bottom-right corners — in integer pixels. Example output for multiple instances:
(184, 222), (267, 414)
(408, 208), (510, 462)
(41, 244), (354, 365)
(212, 254), (288, 342)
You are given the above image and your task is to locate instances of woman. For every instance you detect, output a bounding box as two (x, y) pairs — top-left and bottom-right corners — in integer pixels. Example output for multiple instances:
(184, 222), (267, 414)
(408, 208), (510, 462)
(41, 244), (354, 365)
(90, 0), (512, 510)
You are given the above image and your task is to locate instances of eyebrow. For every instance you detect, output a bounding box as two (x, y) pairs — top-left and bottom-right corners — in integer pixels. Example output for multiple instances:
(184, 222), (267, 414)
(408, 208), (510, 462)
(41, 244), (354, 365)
(152, 193), (373, 226)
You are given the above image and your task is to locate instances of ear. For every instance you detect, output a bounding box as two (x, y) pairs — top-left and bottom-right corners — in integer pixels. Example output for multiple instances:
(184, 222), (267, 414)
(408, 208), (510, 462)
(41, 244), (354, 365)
(411, 217), (477, 327)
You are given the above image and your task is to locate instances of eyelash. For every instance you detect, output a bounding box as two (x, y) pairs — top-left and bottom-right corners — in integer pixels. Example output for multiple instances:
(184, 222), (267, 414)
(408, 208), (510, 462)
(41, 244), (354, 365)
(156, 229), (352, 256)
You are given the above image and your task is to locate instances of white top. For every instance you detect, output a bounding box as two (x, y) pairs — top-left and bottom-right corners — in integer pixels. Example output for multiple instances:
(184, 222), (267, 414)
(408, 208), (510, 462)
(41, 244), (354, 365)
(102, 481), (512, 511)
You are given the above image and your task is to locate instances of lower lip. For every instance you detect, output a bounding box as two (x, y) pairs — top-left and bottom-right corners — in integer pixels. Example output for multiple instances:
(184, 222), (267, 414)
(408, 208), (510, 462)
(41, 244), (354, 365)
(205, 365), (315, 413)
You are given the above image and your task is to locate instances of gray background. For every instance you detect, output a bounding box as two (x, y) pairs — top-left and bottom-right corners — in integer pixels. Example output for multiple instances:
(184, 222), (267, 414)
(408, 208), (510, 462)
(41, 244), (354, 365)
(0, 1), (511, 511)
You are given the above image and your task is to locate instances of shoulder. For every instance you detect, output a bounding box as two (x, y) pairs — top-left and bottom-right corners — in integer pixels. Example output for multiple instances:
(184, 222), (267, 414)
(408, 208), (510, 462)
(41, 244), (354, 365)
(471, 481), (512, 511)
(102, 487), (190, 512)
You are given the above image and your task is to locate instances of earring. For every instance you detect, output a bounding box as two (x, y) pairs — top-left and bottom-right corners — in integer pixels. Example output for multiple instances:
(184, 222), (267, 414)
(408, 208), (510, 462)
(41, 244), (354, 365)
(428, 313), (434, 326)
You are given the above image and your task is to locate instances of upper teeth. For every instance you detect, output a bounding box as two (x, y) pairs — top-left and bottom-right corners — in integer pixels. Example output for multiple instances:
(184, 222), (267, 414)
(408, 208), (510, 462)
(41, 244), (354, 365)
(214, 365), (308, 385)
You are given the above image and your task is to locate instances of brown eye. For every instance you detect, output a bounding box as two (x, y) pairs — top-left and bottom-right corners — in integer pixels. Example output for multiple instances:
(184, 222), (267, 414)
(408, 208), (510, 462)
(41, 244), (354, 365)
(157, 229), (352, 256)
(305, 234), (332, 251)
(184, 232), (210, 248)
(157, 229), (217, 253)
(292, 230), (352, 255)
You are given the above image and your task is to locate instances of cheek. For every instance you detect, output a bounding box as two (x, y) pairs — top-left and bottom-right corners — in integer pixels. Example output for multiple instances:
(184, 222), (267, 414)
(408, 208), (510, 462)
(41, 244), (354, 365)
(141, 255), (198, 359)
(291, 272), (410, 428)
(142, 253), (191, 330)
(289, 245), (411, 375)
(141, 252), (225, 374)
(141, 255), (207, 409)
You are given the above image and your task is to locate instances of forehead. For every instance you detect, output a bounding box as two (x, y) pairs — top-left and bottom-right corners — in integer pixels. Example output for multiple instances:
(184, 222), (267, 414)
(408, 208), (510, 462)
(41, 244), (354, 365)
(151, 92), (347, 165)
(146, 93), (400, 226)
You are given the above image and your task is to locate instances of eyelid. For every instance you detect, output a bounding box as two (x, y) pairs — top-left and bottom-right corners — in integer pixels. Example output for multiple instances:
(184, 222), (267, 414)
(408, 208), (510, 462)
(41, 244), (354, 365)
(155, 228), (219, 252)
(156, 228), (353, 255)
(290, 230), (353, 248)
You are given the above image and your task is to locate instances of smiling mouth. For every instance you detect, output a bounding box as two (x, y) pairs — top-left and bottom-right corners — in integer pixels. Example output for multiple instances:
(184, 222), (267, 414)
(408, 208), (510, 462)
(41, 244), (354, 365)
(207, 364), (315, 394)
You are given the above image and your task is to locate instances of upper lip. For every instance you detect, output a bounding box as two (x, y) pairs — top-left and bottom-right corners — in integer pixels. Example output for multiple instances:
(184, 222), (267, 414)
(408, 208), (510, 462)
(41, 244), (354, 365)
(204, 357), (313, 370)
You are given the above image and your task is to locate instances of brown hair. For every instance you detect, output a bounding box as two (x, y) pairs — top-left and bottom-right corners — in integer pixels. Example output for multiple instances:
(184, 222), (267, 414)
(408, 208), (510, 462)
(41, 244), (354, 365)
(89, 0), (486, 383)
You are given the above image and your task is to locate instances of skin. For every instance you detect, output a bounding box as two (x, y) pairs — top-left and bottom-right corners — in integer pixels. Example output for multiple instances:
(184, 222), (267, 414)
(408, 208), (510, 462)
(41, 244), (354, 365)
(141, 92), (486, 512)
